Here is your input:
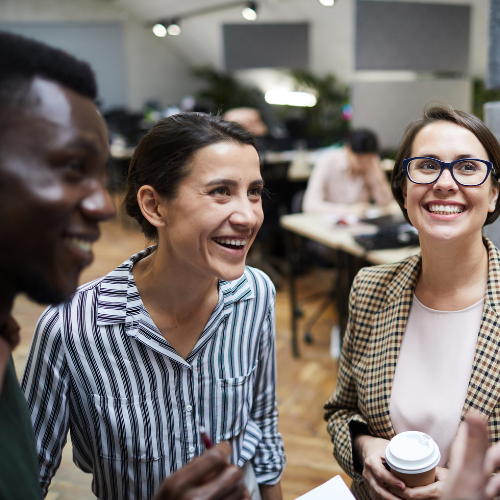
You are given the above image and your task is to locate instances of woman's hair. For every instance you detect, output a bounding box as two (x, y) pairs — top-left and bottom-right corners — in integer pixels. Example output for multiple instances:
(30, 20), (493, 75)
(391, 104), (500, 226)
(124, 112), (258, 240)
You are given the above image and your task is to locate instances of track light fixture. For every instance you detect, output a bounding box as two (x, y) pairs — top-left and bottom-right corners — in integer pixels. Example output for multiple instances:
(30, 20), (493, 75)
(242, 2), (258, 21)
(151, 1), (260, 37)
(319, 0), (335, 5)
(153, 20), (181, 37)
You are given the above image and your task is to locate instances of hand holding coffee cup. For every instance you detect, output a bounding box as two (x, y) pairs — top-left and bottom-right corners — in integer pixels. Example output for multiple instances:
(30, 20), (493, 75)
(353, 434), (407, 500)
(385, 431), (441, 487)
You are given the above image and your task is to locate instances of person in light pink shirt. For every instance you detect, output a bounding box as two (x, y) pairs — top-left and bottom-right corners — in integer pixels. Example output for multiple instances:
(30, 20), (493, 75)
(302, 129), (393, 215)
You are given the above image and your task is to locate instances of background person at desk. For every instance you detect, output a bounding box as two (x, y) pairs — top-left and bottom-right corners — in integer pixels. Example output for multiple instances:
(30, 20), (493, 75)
(302, 129), (392, 215)
(223, 108), (275, 153)
(324, 106), (500, 500)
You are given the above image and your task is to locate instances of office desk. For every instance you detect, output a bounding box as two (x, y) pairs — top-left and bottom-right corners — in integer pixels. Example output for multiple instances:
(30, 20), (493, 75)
(110, 143), (135, 160)
(280, 213), (420, 357)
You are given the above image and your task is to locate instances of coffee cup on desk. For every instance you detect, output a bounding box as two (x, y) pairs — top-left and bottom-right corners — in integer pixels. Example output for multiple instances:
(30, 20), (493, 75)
(385, 431), (440, 487)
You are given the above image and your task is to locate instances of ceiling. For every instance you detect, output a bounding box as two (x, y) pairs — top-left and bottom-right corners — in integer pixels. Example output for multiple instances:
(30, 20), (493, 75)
(113, 0), (296, 22)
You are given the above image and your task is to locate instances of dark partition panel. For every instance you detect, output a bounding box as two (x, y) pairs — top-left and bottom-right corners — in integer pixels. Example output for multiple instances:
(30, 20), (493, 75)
(488, 0), (500, 89)
(355, 0), (470, 72)
(223, 23), (309, 71)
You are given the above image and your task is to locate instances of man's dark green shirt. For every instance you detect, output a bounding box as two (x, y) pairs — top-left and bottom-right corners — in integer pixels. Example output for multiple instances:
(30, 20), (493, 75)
(0, 358), (42, 500)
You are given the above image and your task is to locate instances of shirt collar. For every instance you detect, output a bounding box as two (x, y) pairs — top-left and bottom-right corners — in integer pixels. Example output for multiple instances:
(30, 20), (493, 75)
(96, 247), (255, 327)
(219, 273), (255, 306)
(96, 246), (156, 326)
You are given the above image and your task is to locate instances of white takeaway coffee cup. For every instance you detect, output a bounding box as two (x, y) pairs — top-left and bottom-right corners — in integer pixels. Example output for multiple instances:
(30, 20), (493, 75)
(385, 431), (441, 487)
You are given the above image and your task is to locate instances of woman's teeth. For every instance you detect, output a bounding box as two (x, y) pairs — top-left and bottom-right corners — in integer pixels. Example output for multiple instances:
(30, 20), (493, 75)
(427, 204), (464, 215)
(67, 237), (92, 252)
(214, 238), (246, 248)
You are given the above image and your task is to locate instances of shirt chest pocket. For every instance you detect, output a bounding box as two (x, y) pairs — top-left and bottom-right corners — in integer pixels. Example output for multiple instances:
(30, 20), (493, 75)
(216, 363), (258, 441)
(91, 390), (165, 462)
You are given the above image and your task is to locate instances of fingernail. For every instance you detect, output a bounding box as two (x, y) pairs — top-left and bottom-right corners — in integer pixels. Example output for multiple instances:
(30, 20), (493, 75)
(397, 483), (405, 489)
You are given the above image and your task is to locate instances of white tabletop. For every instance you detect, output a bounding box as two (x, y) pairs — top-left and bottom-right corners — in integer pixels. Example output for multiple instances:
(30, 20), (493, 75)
(280, 212), (420, 266)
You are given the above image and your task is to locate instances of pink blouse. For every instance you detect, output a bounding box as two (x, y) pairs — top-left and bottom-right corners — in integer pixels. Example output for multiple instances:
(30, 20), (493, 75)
(390, 294), (483, 467)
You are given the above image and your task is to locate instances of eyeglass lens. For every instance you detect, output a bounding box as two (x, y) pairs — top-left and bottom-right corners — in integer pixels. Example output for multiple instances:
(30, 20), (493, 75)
(408, 159), (489, 185)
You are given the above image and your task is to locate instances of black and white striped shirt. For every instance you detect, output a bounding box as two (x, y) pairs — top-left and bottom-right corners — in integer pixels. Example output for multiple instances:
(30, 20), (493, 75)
(21, 247), (285, 500)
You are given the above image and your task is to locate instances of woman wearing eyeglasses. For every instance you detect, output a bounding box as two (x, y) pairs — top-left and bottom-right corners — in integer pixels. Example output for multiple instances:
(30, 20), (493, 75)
(324, 105), (500, 500)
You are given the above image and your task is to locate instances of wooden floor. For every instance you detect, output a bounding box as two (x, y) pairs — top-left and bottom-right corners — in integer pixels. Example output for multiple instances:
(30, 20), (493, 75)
(11, 217), (351, 500)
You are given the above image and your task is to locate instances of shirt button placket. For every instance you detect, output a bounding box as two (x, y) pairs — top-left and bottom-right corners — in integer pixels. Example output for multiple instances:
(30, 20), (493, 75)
(186, 403), (195, 457)
(186, 366), (196, 459)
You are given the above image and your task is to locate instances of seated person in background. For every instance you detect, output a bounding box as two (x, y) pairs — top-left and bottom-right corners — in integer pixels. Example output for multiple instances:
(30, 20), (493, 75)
(2, 31), (247, 500)
(302, 129), (393, 215)
(223, 108), (274, 152)
(22, 113), (285, 500)
(223, 108), (268, 137)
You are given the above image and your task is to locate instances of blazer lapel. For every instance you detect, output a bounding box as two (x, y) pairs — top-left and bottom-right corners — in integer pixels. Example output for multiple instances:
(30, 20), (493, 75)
(461, 238), (500, 421)
(364, 256), (421, 439)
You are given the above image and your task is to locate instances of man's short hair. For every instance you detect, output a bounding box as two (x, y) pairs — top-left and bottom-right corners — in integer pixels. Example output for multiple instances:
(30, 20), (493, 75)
(0, 31), (97, 120)
(346, 129), (379, 154)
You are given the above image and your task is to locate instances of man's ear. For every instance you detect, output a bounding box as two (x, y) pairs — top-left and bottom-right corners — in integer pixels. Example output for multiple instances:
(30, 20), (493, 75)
(137, 185), (168, 230)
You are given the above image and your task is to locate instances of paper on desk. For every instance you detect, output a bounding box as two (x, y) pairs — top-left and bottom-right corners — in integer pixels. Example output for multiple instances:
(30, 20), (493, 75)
(295, 476), (355, 500)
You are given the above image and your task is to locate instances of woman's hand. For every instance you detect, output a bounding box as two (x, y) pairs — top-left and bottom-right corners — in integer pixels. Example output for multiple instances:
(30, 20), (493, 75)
(354, 434), (406, 500)
(387, 467), (448, 500)
(260, 483), (282, 500)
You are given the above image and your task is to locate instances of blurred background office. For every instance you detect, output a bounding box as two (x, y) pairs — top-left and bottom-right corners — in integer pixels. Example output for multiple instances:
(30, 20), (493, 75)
(2, 0), (499, 498)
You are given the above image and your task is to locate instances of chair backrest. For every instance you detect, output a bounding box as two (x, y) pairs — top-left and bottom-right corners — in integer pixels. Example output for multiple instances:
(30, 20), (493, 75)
(291, 189), (305, 214)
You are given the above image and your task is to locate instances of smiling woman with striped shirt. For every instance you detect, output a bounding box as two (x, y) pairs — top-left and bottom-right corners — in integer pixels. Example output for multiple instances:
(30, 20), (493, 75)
(22, 113), (285, 500)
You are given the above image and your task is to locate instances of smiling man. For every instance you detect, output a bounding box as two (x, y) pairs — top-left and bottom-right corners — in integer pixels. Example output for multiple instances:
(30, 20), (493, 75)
(0, 31), (115, 500)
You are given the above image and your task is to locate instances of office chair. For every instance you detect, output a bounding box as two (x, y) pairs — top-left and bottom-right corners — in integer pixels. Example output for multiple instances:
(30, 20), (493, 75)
(290, 190), (337, 344)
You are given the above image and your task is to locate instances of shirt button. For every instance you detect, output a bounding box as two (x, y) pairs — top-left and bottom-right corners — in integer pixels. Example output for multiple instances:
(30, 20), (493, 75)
(186, 405), (192, 412)
(189, 446), (195, 453)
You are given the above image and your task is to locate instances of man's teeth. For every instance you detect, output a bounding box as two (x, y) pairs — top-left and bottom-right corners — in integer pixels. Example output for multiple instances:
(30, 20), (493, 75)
(214, 238), (247, 247)
(67, 237), (92, 252)
(428, 204), (464, 215)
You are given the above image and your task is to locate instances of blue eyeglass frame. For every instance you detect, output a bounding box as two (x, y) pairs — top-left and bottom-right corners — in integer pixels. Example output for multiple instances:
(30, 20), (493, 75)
(403, 157), (495, 187)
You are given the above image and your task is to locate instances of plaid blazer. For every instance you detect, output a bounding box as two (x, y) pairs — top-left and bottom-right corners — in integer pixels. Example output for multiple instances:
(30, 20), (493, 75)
(324, 237), (500, 500)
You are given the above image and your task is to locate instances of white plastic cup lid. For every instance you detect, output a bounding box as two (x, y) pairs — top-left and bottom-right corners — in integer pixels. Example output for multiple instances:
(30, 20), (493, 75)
(385, 431), (441, 474)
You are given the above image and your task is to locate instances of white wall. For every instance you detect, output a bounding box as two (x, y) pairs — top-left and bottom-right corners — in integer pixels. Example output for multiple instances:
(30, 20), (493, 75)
(0, 0), (200, 111)
(352, 79), (472, 148)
